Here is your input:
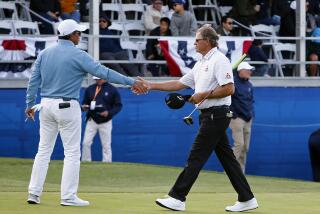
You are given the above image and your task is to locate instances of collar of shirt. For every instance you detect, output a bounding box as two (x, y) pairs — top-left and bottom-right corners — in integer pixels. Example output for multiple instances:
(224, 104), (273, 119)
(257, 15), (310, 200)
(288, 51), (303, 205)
(58, 39), (75, 47)
(223, 28), (230, 36)
(201, 47), (217, 61)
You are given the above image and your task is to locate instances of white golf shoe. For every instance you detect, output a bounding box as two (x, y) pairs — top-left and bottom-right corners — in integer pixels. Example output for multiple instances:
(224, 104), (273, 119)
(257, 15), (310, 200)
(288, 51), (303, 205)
(225, 198), (258, 212)
(61, 195), (90, 206)
(155, 196), (186, 211)
(27, 193), (40, 204)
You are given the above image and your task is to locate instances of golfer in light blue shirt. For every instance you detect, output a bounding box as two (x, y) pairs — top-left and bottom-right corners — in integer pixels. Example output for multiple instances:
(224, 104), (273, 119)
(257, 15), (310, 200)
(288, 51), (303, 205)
(25, 19), (147, 207)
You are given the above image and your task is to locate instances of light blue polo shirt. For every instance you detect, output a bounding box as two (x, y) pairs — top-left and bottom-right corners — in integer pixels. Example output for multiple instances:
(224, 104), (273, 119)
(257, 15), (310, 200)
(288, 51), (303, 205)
(26, 40), (135, 108)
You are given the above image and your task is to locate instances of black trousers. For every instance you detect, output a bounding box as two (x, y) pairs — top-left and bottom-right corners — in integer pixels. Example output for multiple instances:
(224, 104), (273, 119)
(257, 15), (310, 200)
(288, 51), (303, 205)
(168, 106), (254, 202)
(309, 129), (320, 182)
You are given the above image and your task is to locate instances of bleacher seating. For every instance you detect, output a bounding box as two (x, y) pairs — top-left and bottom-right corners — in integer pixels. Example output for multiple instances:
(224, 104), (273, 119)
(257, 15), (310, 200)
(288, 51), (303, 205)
(0, 1), (19, 20)
(13, 20), (40, 35)
(0, 20), (14, 34)
(189, 0), (221, 28)
(0, 1), (314, 77)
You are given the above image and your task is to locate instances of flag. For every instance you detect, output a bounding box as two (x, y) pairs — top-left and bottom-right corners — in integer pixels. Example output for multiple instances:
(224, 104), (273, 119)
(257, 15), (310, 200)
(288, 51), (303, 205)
(0, 36), (57, 61)
(159, 36), (252, 76)
(0, 36), (58, 73)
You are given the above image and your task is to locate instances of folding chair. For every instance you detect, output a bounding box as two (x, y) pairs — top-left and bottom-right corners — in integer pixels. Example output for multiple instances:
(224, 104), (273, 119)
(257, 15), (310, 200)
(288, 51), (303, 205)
(121, 40), (146, 61)
(120, 39), (147, 74)
(219, 6), (232, 17)
(0, 20), (14, 35)
(108, 22), (124, 36)
(101, 3), (124, 22)
(273, 43), (296, 77)
(17, 0), (32, 21)
(189, 0), (221, 28)
(250, 24), (277, 41)
(0, 1), (19, 20)
(121, 4), (145, 22)
(250, 24), (277, 65)
(123, 22), (145, 37)
(13, 20), (40, 35)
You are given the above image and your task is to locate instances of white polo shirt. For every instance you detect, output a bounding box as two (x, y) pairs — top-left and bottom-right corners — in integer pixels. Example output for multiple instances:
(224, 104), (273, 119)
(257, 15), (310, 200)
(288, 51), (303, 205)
(179, 47), (233, 109)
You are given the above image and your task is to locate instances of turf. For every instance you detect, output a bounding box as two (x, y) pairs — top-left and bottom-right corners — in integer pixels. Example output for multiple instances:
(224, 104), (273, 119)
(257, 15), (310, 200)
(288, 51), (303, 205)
(0, 158), (320, 214)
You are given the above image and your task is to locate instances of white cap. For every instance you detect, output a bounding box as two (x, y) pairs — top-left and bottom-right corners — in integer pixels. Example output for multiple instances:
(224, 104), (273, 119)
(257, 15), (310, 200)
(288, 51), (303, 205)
(237, 62), (254, 71)
(92, 76), (101, 80)
(58, 19), (87, 36)
(290, 1), (296, 10)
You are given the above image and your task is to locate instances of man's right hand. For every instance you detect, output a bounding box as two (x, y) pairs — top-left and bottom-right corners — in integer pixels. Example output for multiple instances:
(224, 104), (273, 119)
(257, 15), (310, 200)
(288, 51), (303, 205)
(131, 77), (149, 94)
(81, 104), (89, 111)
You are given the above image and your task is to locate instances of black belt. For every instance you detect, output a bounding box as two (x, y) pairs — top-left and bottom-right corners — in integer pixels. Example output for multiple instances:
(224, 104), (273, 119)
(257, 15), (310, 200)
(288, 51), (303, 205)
(199, 105), (229, 114)
(43, 96), (78, 102)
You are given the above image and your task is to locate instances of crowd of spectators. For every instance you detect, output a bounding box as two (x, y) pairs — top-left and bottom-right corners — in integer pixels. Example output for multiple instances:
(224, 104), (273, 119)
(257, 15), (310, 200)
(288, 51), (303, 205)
(1, 0), (320, 77)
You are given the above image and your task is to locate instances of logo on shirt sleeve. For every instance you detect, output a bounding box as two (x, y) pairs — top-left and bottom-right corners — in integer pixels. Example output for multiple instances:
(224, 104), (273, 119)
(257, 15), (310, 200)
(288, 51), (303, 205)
(225, 73), (231, 79)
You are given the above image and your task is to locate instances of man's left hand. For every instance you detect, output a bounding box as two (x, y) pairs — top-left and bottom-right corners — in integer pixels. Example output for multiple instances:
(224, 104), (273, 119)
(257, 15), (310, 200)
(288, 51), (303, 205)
(25, 108), (35, 121)
(189, 93), (205, 104)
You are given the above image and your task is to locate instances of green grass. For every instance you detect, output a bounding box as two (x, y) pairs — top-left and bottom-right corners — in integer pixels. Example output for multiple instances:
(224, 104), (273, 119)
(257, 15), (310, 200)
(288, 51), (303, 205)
(0, 158), (320, 214)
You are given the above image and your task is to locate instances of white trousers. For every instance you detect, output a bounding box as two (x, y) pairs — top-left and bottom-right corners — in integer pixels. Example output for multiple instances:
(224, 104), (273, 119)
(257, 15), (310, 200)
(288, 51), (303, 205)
(28, 98), (81, 200)
(229, 117), (252, 174)
(82, 119), (113, 162)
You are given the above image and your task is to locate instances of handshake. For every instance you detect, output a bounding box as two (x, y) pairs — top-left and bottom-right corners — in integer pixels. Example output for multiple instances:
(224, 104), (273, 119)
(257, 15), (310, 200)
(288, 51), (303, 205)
(131, 77), (151, 95)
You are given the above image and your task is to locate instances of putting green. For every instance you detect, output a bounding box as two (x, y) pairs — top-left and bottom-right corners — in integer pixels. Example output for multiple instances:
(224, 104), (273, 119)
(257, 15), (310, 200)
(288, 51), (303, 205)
(0, 158), (319, 214)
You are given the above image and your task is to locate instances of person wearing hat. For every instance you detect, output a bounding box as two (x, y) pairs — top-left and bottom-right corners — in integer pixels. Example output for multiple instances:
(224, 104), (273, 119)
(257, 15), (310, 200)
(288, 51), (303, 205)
(144, 0), (168, 34)
(170, 0), (197, 36)
(99, 15), (142, 77)
(81, 76), (122, 163)
(138, 25), (258, 212)
(25, 19), (147, 206)
(229, 62), (255, 174)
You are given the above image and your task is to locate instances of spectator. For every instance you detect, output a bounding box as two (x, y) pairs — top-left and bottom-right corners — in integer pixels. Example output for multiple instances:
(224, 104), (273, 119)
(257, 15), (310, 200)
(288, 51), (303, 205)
(307, 27), (320, 76)
(99, 15), (142, 76)
(306, 0), (317, 35)
(82, 76), (122, 163)
(279, 0), (295, 40)
(59, 0), (80, 22)
(146, 17), (172, 76)
(170, 0), (197, 36)
(306, 0), (320, 16)
(144, 0), (168, 34)
(30, 0), (61, 34)
(308, 129), (320, 182)
(248, 39), (269, 76)
(230, 62), (255, 174)
(304, 1), (318, 76)
(256, 0), (279, 25)
(79, 0), (89, 22)
(229, 0), (260, 28)
(216, 16), (234, 36)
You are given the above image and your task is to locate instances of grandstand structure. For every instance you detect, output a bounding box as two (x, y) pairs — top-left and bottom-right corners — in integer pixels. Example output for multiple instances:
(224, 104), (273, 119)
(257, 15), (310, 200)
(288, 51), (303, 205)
(0, 0), (319, 87)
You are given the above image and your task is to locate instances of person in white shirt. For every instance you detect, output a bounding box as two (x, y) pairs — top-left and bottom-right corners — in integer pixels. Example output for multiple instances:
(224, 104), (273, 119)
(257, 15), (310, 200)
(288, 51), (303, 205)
(138, 25), (258, 212)
(144, 0), (168, 34)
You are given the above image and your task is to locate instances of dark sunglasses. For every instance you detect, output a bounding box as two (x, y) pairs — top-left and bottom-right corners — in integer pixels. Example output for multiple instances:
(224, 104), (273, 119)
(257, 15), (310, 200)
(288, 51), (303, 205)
(226, 22), (233, 25)
(73, 31), (81, 36)
(195, 38), (205, 42)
